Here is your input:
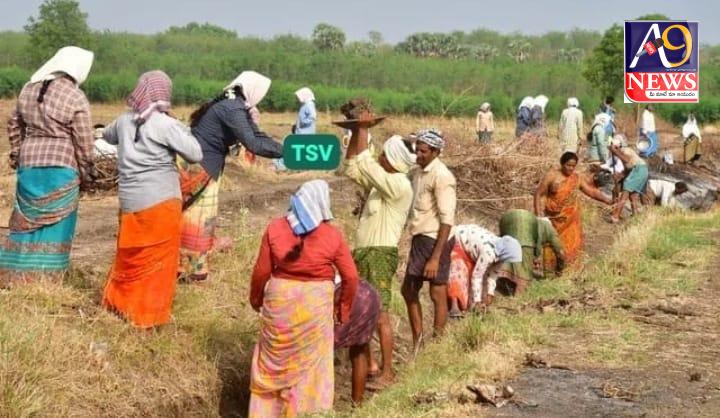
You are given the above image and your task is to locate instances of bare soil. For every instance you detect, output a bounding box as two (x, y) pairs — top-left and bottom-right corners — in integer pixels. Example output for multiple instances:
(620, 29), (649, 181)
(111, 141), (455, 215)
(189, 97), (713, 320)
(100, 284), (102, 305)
(485, 233), (720, 418)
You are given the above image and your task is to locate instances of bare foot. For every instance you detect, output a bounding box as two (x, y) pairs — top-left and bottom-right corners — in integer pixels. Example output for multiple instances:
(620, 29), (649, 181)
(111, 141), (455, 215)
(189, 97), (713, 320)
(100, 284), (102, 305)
(366, 375), (394, 392)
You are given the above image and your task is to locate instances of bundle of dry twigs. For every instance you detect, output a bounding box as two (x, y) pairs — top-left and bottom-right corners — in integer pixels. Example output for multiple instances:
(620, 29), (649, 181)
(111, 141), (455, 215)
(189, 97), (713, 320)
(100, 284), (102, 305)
(451, 135), (555, 218)
(88, 154), (118, 192)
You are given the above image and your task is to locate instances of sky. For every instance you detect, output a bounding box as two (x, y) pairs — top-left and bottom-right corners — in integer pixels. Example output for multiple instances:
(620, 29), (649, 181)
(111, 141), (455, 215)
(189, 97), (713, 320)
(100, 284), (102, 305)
(2, 0), (719, 44)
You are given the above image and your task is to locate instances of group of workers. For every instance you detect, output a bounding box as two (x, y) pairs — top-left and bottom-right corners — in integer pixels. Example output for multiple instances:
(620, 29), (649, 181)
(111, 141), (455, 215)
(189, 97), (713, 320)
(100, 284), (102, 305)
(0, 45), (705, 418)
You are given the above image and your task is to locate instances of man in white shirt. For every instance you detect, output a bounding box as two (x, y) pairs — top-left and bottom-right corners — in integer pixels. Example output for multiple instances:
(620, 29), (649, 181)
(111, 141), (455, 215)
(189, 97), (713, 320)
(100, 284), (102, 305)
(645, 180), (688, 208)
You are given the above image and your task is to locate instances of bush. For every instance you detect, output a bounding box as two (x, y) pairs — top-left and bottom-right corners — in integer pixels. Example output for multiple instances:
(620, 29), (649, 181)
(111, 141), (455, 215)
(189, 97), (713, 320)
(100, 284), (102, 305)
(0, 67), (28, 98)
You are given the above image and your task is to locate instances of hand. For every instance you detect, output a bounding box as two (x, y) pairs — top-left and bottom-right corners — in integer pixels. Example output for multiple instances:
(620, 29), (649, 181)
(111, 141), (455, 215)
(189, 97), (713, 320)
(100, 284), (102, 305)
(423, 257), (440, 280)
(80, 165), (99, 191)
(291, 124), (297, 134)
(334, 305), (344, 325)
(8, 157), (18, 170)
(533, 257), (542, 271)
(556, 255), (566, 274)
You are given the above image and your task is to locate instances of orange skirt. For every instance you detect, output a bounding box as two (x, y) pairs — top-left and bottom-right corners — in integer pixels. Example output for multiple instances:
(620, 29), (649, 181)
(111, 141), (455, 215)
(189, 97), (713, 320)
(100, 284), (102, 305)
(447, 242), (474, 311)
(102, 199), (182, 328)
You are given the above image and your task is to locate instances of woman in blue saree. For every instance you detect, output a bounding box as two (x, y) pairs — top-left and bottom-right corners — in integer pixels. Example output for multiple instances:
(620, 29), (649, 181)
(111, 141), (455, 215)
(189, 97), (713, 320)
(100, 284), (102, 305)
(1, 46), (95, 284)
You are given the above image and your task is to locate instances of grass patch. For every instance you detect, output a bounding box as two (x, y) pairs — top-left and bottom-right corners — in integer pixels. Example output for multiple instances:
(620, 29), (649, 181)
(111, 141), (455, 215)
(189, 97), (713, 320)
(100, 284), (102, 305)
(347, 210), (719, 417)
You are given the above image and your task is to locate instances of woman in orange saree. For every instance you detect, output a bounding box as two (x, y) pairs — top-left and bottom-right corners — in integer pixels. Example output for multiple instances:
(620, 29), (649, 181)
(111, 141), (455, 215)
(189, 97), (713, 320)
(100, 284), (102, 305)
(534, 152), (612, 269)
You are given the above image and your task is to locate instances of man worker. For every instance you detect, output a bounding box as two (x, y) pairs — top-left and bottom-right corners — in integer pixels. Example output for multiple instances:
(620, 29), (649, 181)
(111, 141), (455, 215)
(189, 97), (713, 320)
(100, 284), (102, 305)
(645, 179), (689, 208)
(343, 123), (415, 387)
(402, 129), (457, 353)
(558, 97), (583, 154)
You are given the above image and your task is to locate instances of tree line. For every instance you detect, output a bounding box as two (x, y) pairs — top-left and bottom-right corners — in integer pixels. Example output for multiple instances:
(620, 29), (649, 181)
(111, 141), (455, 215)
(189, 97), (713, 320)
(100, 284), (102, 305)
(0, 0), (718, 123)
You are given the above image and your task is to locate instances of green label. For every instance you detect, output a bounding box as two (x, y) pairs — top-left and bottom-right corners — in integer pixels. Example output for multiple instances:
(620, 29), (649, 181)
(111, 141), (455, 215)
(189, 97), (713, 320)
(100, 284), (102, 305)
(282, 134), (341, 170)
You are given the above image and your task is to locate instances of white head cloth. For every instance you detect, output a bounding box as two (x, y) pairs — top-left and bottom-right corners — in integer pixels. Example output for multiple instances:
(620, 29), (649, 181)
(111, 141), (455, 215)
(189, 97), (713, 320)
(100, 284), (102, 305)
(519, 96), (534, 110)
(567, 97), (579, 108)
(383, 135), (416, 173)
(611, 134), (628, 148)
(30, 46), (94, 85)
(224, 71), (271, 107)
(533, 95), (549, 112)
(593, 113), (611, 127)
(682, 115), (702, 141)
(480, 102), (491, 111)
(295, 87), (316, 103)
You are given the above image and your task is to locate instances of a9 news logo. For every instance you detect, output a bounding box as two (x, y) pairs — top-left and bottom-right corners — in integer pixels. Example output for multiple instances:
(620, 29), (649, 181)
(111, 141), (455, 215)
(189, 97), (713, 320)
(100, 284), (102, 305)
(624, 21), (699, 103)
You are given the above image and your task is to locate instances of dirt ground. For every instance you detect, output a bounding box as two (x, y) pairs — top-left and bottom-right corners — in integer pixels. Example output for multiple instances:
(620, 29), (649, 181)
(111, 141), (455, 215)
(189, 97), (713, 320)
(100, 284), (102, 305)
(488, 239), (720, 418)
(1, 99), (719, 416)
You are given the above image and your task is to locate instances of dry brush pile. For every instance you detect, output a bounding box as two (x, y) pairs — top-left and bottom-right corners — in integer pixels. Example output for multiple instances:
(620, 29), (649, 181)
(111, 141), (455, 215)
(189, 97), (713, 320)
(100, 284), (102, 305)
(450, 134), (557, 220)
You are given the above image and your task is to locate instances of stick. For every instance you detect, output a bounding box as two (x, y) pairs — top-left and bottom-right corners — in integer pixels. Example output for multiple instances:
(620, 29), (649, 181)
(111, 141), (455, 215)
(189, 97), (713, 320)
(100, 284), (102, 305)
(458, 196), (532, 202)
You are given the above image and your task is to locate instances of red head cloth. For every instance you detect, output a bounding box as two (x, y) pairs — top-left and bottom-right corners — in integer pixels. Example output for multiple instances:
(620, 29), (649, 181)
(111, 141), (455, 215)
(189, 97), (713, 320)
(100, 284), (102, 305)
(127, 70), (172, 122)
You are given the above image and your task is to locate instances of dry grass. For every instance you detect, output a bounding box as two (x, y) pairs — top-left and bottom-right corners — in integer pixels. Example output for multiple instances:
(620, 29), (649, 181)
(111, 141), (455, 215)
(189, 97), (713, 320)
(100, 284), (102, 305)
(0, 208), (265, 417)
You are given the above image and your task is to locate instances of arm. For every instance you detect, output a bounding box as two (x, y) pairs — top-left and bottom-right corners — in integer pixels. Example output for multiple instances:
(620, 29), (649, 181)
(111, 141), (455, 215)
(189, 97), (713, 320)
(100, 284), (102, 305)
(475, 112), (481, 132)
(423, 224), (452, 279)
(345, 126), (368, 160)
(577, 112), (584, 141)
(534, 172), (552, 216)
(334, 234), (359, 324)
(70, 96), (95, 180)
(579, 175), (612, 204)
(355, 151), (404, 200)
(543, 222), (565, 262)
(223, 107), (283, 158)
(609, 145), (631, 164)
(249, 228), (273, 311)
(469, 254), (492, 303)
(7, 109), (25, 169)
(341, 155), (372, 190)
(165, 119), (203, 163)
(102, 118), (120, 146)
(424, 174), (456, 278)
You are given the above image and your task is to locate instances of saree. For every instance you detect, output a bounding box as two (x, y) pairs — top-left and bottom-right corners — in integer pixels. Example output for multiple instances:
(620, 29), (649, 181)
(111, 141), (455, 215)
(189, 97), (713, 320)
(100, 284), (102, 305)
(544, 173), (582, 268)
(102, 199), (182, 328)
(249, 278), (334, 418)
(178, 160), (219, 281)
(334, 280), (380, 349)
(448, 241), (474, 311)
(684, 135), (702, 163)
(0, 167), (79, 283)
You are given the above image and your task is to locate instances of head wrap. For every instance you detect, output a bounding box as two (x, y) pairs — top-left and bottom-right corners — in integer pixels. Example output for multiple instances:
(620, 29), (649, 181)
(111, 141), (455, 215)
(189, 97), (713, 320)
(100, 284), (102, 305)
(533, 95), (549, 112)
(593, 113), (611, 128)
(611, 134), (628, 148)
(295, 87), (316, 104)
(30, 46), (94, 85)
(519, 96), (534, 110)
(414, 128), (445, 150)
(127, 70), (172, 123)
(567, 97), (579, 108)
(286, 180), (333, 236)
(383, 135), (416, 173)
(682, 114), (702, 140)
(480, 102), (491, 111)
(494, 236), (522, 263)
(224, 71), (271, 124)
